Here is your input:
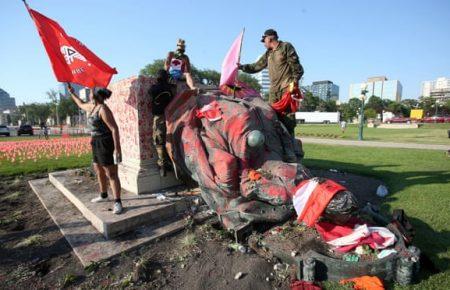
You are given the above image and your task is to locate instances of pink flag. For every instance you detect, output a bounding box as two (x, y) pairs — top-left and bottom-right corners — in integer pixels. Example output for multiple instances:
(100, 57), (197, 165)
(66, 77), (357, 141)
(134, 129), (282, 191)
(219, 30), (244, 87)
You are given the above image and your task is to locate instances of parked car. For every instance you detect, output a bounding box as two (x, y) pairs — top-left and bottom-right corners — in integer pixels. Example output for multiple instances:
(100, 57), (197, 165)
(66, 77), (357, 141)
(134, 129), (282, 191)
(422, 116), (445, 123)
(0, 125), (10, 136)
(18, 124), (34, 136)
(385, 117), (411, 124)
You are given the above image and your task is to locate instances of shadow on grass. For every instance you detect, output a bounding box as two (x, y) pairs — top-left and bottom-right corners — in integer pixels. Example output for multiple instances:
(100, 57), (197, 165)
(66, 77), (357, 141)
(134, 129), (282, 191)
(303, 158), (450, 193)
(304, 158), (450, 275)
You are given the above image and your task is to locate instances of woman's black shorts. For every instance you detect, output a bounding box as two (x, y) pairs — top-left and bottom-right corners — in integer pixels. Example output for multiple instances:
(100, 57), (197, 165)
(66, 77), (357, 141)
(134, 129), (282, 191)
(91, 134), (115, 166)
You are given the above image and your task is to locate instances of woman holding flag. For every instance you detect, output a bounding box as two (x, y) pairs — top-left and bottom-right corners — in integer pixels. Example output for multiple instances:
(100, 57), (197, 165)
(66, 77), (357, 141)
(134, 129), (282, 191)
(68, 84), (123, 214)
(24, 1), (123, 214)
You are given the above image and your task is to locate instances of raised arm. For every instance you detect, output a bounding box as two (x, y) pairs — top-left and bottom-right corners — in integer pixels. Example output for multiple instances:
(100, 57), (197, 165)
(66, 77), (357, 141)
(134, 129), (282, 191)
(67, 83), (92, 112)
(239, 52), (268, 74)
(164, 51), (174, 71)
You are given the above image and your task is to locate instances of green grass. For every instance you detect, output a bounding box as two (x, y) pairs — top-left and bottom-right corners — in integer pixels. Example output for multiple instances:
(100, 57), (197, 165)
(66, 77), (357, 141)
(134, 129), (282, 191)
(0, 154), (91, 176)
(0, 135), (63, 142)
(302, 143), (450, 289)
(295, 123), (450, 145)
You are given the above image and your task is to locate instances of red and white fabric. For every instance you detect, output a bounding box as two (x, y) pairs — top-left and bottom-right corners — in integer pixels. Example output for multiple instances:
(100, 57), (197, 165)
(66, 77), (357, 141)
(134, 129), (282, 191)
(293, 178), (345, 227)
(195, 101), (222, 122)
(315, 222), (396, 253)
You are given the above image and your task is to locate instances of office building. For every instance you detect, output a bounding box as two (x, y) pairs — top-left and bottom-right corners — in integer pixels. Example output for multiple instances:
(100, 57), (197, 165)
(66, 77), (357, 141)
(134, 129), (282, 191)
(349, 76), (402, 102)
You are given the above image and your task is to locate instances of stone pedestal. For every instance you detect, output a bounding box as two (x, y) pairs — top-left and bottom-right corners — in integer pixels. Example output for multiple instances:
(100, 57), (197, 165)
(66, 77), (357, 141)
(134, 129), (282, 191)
(107, 75), (181, 194)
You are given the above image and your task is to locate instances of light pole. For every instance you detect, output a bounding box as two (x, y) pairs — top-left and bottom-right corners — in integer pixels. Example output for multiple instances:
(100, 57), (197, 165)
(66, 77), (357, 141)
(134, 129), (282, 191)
(358, 83), (368, 141)
(433, 100), (442, 123)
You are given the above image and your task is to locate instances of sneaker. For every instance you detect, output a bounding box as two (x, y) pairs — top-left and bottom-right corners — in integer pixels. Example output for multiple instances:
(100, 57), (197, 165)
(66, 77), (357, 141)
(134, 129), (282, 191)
(113, 202), (123, 214)
(91, 196), (108, 203)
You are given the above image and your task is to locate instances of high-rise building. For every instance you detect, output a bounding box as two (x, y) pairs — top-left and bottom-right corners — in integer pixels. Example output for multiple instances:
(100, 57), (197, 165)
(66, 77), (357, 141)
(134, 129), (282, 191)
(303, 80), (339, 101)
(255, 69), (270, 95)
(0, 88), (16, 112)
(348, 76), (402, 102)
(421, 77), (450, 100)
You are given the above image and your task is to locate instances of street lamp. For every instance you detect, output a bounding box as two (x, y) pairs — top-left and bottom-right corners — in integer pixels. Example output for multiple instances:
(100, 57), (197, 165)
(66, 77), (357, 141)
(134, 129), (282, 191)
(432, 100), (444, 123)
(359, 83), (368, 141)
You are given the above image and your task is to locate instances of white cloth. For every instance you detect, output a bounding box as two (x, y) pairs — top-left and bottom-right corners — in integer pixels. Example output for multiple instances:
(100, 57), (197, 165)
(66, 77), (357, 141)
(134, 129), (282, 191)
(293, 179), (319, 217)
(327, 224), (396, 249)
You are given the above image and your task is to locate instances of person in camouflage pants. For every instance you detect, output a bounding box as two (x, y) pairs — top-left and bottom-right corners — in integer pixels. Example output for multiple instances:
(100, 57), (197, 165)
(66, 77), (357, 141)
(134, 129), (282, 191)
(238, 29), (304, 135)
(149, 69), (175, 176)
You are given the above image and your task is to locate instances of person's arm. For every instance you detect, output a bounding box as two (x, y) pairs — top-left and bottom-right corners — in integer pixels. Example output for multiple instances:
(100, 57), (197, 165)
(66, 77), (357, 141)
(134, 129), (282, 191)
(67, 83), (92, 112)
(164, 52), (174, 71)
(238, 52), (268, 74)
(285, 43), (304, 84)
(99, 105), (121, 158)
(184, 55), (191, 73)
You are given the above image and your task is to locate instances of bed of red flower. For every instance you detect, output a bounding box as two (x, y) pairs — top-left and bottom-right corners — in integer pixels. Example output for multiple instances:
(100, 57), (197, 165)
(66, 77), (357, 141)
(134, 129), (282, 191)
(0, 137), (91, 165)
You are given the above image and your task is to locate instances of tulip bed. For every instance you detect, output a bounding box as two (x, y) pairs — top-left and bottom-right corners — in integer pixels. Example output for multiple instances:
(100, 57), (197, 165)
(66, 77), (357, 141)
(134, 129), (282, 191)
(0, 137), (92, 176)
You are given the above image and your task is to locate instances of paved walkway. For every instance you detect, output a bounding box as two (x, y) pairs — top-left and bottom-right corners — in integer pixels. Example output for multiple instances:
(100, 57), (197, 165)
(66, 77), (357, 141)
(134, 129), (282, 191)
(298, 137), (450, 151)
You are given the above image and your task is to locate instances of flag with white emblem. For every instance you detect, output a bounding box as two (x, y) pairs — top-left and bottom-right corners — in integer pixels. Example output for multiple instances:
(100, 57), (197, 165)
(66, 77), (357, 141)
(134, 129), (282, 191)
(25, 3), (117, 88)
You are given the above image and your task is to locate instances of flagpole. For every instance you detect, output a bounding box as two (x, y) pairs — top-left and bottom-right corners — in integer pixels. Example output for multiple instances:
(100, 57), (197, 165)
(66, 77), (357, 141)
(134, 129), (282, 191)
(233, 27), (245, 98)
(21, 0), (32, 18)
(21, 0), (29, 9)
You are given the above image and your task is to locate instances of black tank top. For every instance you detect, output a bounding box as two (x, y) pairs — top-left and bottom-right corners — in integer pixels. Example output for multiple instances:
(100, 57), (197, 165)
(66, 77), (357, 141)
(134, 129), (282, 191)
(87, 105), (111, 137)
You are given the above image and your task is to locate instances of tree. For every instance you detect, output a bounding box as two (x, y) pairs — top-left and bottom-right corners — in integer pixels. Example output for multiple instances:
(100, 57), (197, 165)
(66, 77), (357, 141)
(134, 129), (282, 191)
(443, 99), (450, 115)
(197, 69), (221, 86)
(364, 108), (377, 119)
(348, 98), (362, 113)
(300, 91), (320, 112)
(316, 99), (327, 112)
(47, 89), (59, 125)
(382, 99), (394, 112)
(366, 96), (383, 114)
(58, 98), (79, 124)
(33, 103), (51, 123)
(418, 97), (436, 116)
(17, 103), (52, 125)
(140, 59), (261, 91)
(238, 72), (261, 92)
(339, 103), (356, 122)
(401, 104), (411, 117)
(324, 99), (337, 112)
(387, 102), (402, 114)
(401, 99), (419, 109)
(139, 59), (165, 77)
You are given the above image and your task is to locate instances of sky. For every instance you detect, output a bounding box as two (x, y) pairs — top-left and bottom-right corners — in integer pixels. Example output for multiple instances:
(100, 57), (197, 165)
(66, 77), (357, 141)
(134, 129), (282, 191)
(1, 0), (449, 105)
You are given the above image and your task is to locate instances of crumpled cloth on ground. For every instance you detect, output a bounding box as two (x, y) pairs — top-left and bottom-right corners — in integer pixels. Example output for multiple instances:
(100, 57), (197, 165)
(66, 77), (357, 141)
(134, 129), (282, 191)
(293, 178), (346, 227)
(290, 280), (321, 290)
(340, 275), (384, 290)
(195, 101), (222, 121)
(315, 222), (396, 253)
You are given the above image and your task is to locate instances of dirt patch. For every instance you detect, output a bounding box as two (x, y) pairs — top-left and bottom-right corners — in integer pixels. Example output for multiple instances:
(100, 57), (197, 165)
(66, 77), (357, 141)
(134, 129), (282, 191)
(0, 169), (385, 289)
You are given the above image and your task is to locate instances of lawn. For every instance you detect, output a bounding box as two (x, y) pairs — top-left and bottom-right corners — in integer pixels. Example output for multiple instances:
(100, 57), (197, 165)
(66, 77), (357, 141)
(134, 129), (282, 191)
(1, 137), (448, 288)
(295, 123), (450, 145)
(0, 136), (62, 142)
(0, 154), (91, 176)
(302, 143), (450, 289)
(0, 137), (91, 176)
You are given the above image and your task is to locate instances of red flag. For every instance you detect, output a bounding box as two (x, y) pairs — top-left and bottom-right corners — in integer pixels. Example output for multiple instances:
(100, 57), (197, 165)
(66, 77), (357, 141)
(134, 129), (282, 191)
(25, 4), (117, 88)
